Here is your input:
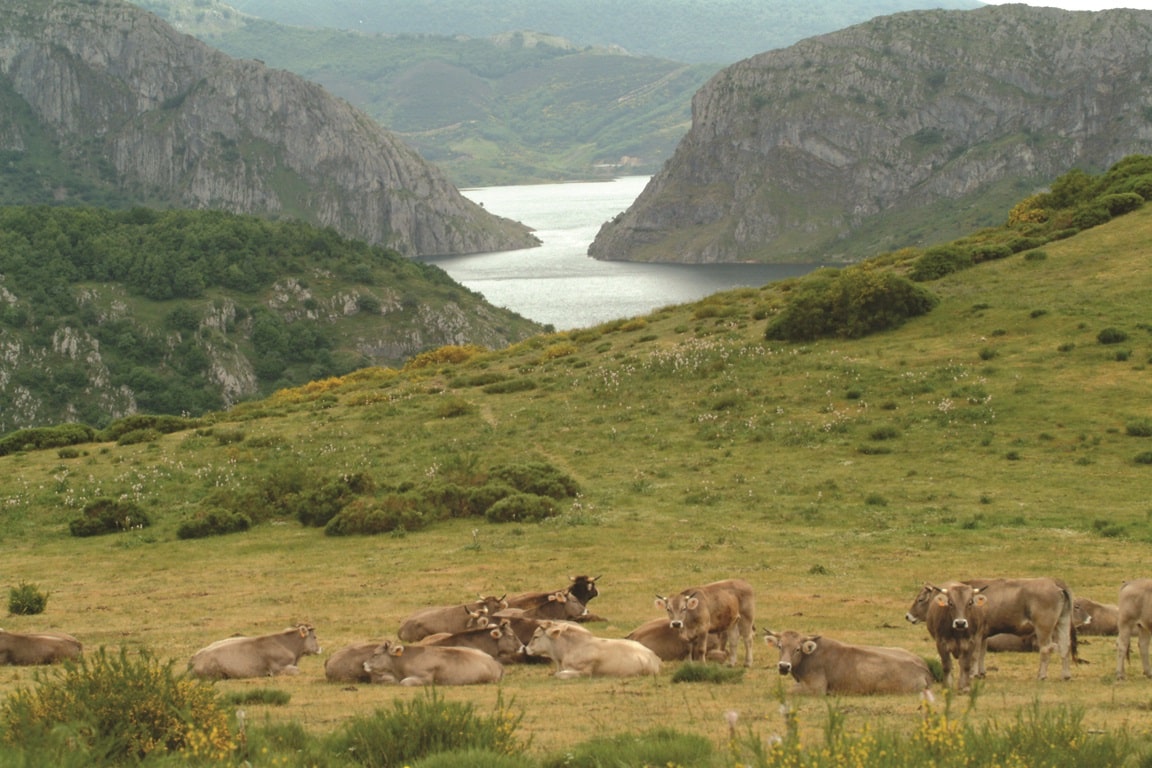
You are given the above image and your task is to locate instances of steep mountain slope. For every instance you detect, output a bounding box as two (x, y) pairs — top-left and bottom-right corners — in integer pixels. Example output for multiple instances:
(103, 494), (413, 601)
(0, 0), (537, 256)
(589, 6), (1152, 264)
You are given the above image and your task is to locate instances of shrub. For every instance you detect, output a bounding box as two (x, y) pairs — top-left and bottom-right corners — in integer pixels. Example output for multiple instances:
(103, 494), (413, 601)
(8, 582), (48, 615)
(909, 245), (973, 281)
(176, 508), (252, 540)
(482, 378), (537, 394)
(325, 688), (525, 768)
(0, 423), (98, 457)
(541, 728), (713, 768)
(1097, 327), (1129, 345)
(1071, 204), (1111, 230)
(1007, 236), (1046, 253)
(968, 243), (1013, 263)
(68, 498), (151, 537)
(485, 493), (559, 523)
(1127, 420), (1152, 437)
(0, 647), (234, 762)
(432, 397), (474, 418)
(869, 426), (900, 441)
(116, 427), (162, 445)
(489, 462), (581, 499)
(1098, 192), (1144, 216)
(670, 663), (745, 684)
(294, 476), (368, 527)
(1135, 452), (1152, 465)
(325, 496), (428, 536)
(1023, 249), (1048, 261)
(98, 414), (198, 442)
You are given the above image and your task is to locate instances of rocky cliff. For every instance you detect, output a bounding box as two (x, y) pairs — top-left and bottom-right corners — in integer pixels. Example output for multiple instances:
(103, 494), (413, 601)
(588, 5), (1152, 264)
(0, 0), (537, 257)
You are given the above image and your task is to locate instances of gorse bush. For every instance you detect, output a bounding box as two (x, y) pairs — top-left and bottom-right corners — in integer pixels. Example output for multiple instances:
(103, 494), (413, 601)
(0, 647), (234, 763)
(485, 492), (559, 523)
(176, 508), (252, 539)
(68, 498), (151, 537)
(325, 688), (526, 768)
(7, 582), (48, 615)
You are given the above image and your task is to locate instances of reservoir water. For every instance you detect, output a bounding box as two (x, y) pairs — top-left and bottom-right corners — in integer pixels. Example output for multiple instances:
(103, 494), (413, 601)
(424, 176), (816, 331)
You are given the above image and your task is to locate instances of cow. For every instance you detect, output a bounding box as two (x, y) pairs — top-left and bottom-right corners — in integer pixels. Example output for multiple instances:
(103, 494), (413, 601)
(503, 590), (588, 622)
(188, 624), (320, 679)
(625, 618), (728, 662)
(1115, 578), (1152, 680)
(764, 629), (934, 695)
(0, 629), (82, 665)
(655, 578), (755, 666)
(419, 619), (524, 662)
(324, 641), (379, 683)
(525, 620), (661, 679)
(363, 640), (503, 686)
(397, 595), (508, 642)
(912, 582), (987, 692)
(1075, 596), (1119, 636)
(907, 577), (1074, 681)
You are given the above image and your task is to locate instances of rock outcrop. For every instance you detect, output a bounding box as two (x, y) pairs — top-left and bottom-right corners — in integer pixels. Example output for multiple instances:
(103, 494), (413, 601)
(588, 5), (1152, 264)
(0, 0), (537, 257)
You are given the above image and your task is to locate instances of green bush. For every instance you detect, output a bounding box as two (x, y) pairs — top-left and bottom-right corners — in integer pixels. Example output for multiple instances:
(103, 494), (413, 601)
(1007, 236), (1046, 253)
(670, 662), (745, 684)
(1128, 420), (1152, 437)
(0, 423), (98, 457)
(968, 243), (1013, 263)
(489, 462), (581, 499)
(325, 689), (525, 768)
(98, 414), (199, 442)
(766, 268), (938, 342)
(909, 245), (973, 281)
(324, 496), (428, 536)
(485, 493), (559, 523)
(0, 647), (234, 763)
(1098, 192), (1144, 216)
(115, 427), (162, 446)
(1097, 327), (1129, 345)
(176, 508), (253, 540)
(68, 498), (151, 537)
(7, 582), (48, 616)
(482, 378), (537, 394)
(1071, 204), (1111, 230)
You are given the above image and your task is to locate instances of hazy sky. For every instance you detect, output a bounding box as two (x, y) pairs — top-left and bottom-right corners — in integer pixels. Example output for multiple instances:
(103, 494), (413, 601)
(982, 0), (1152, 8)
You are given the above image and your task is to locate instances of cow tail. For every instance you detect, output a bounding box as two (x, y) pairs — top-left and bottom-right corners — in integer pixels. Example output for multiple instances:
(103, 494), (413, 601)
(1058, 585), (1074, 660)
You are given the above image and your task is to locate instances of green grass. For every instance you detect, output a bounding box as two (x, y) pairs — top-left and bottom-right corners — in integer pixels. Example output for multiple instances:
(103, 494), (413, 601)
(3, 205), (1152, 763)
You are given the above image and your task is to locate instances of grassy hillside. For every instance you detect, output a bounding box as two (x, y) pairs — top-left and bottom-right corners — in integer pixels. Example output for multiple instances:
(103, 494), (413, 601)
(3, 187), (1152, 762)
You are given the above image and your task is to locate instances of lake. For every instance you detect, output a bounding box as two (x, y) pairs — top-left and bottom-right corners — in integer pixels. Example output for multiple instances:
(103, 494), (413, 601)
(423, 176), (817, 331)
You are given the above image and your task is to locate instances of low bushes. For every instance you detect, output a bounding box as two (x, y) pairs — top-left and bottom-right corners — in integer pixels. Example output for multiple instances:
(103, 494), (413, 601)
(68, 498), (151, 537)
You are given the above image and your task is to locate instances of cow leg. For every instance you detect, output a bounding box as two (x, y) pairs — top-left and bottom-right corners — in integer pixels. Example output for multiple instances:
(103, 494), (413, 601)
(1117, 625), (1133, 680)
(974, 635), (988, 678)
(1034, 628), (1054, 681)
(739, 620), (754, 668)
(936, 642), (953, 688)
(1140, 626), (1152, 679)
(724, 625), (739, 667)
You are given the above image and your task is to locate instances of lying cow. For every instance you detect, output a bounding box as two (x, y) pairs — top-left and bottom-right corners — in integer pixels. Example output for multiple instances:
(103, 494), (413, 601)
(764, 630), (933, 695)
(655, 578), (755, 666)
(503, 590), (588, 622)
(0, 629), (83, 665)
(419, 619), (524, 662)
(397, 595), (507, 642)
(625, 617), (728, 662)
(189, 624), (321, 679)
(1075, 596), (1119, 636)
(325, 641), (379, 683)
(911, 582), (987, 692)
(1116, 578), (1152, 680)
(364, 640), (503, 686)
(525, 620), (661, 679)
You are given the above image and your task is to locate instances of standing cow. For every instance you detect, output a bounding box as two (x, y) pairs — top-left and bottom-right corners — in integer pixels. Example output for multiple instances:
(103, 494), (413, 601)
(764, 629), (934, 695)
(1116, 578), (1152, 680)
(189, 624), (321, 679)
(0, 629), (83, 665)
(655, 578), (755, 667)
(909, 582), (987, 692)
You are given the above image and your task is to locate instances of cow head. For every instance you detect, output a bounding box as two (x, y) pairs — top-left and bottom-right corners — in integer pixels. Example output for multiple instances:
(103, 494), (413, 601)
(931, 584), (987, 632)
(655, 592), (698, 631)
(905, 584), (937, 624)
(568, 575), (601, 605)
(295, 623), (321, 655)
(363, 641), (403, 681)
(764, 629), (817, 676)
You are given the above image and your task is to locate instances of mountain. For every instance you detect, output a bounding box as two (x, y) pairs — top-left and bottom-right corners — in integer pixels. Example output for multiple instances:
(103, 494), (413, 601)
(588, 6), (1152, 264)
(0, 0), (538, 257)
(213, 0), (983, 65)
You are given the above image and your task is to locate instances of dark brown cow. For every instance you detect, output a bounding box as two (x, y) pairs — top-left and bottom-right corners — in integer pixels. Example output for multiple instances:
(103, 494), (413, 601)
(625, 618), (727, 662)
(364, 640), (503, 686)
(397, 595), (508, 642)
(913, 582), (987, 692)
(0, 629), (82, 665)
(324, 641), (378, 683)
(503, 590), (588, 621)
(655, 578), (755, 666)
(1075, 596), (1119, 636)
(189, 624), (321, 679)
(1116, 578), (1152, 680)
(764, 629), (934, 695)
(419, 619), (524, 662)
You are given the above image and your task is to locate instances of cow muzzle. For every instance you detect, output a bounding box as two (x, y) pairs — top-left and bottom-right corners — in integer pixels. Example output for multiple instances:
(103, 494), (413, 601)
(904, 613), (920, 624)
(670, 620), (684, 630)
(952, 618), (969, 631)
(777, 662), (792, 676)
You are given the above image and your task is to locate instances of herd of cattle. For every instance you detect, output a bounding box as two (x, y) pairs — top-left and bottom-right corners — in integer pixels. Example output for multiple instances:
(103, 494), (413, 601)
(6, 575), (1152, 695)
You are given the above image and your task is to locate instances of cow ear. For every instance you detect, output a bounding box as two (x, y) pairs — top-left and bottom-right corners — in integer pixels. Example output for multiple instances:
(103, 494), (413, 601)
(546, 624), (563, 638)
(801, 639), (818, 655)
(763, 631), (780, 647)
(686, 597), (700, 610)
(654, 596), (667, 609)
(389, 644), (404, 657)
(490, 628), (502, 639)
(934, 594), (949, 606)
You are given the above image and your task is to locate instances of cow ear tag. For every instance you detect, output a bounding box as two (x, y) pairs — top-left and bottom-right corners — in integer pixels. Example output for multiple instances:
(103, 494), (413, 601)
(975, 595), (987, 606)
(801, 640), (818, 654)
(934, 594), (949, 607)
(490, 628), (502, 639)
(390, 645), (404, 657)
(298, 626), (308, 638)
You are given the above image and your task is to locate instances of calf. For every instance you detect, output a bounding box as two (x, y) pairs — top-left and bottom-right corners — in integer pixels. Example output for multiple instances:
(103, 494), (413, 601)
(419, 619), (524, 662)
(1116, 578), (1152, 680)
(397, 595), (507, 642)
(0, 629), (82, 665)
(625, 618), (728, 662)
(913, 582), (987, 691)
(1075, 596), (1119, 636)
(364, 640), (503, 686)
(655, 578), (755, 666)
(764, 630), (933, 695)
(189, 624), (321, 679)
(325, 641), (378, 683)
(525, 620), (661, 679)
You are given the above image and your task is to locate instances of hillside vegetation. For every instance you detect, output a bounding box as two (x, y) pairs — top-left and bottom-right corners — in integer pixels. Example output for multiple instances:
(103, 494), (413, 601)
(2, 161), (1152, 764)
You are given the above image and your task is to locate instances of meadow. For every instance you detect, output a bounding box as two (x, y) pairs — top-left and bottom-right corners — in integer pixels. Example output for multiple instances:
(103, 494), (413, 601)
(3, 198), (1152, 764)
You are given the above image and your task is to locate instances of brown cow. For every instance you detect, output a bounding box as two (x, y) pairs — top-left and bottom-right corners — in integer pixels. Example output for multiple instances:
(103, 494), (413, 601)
(189, 624), (320, 679)
(1116, 578), (1152, 680)
(503, 590), (588, 621)
(525, 621), (661, 679)
(764, 630), (934, 695)
(625, 618), (728, 662)
(364, 640), (503, 686)
(324, 641), (378, 683)
(1075, 596), (1119, 636)
(0, 629), (82, 665)
(655, 578), (755, 666)
(913, 582), (987, 692)
(397, 595), (508, 642)
(419, 619), (524, 662)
